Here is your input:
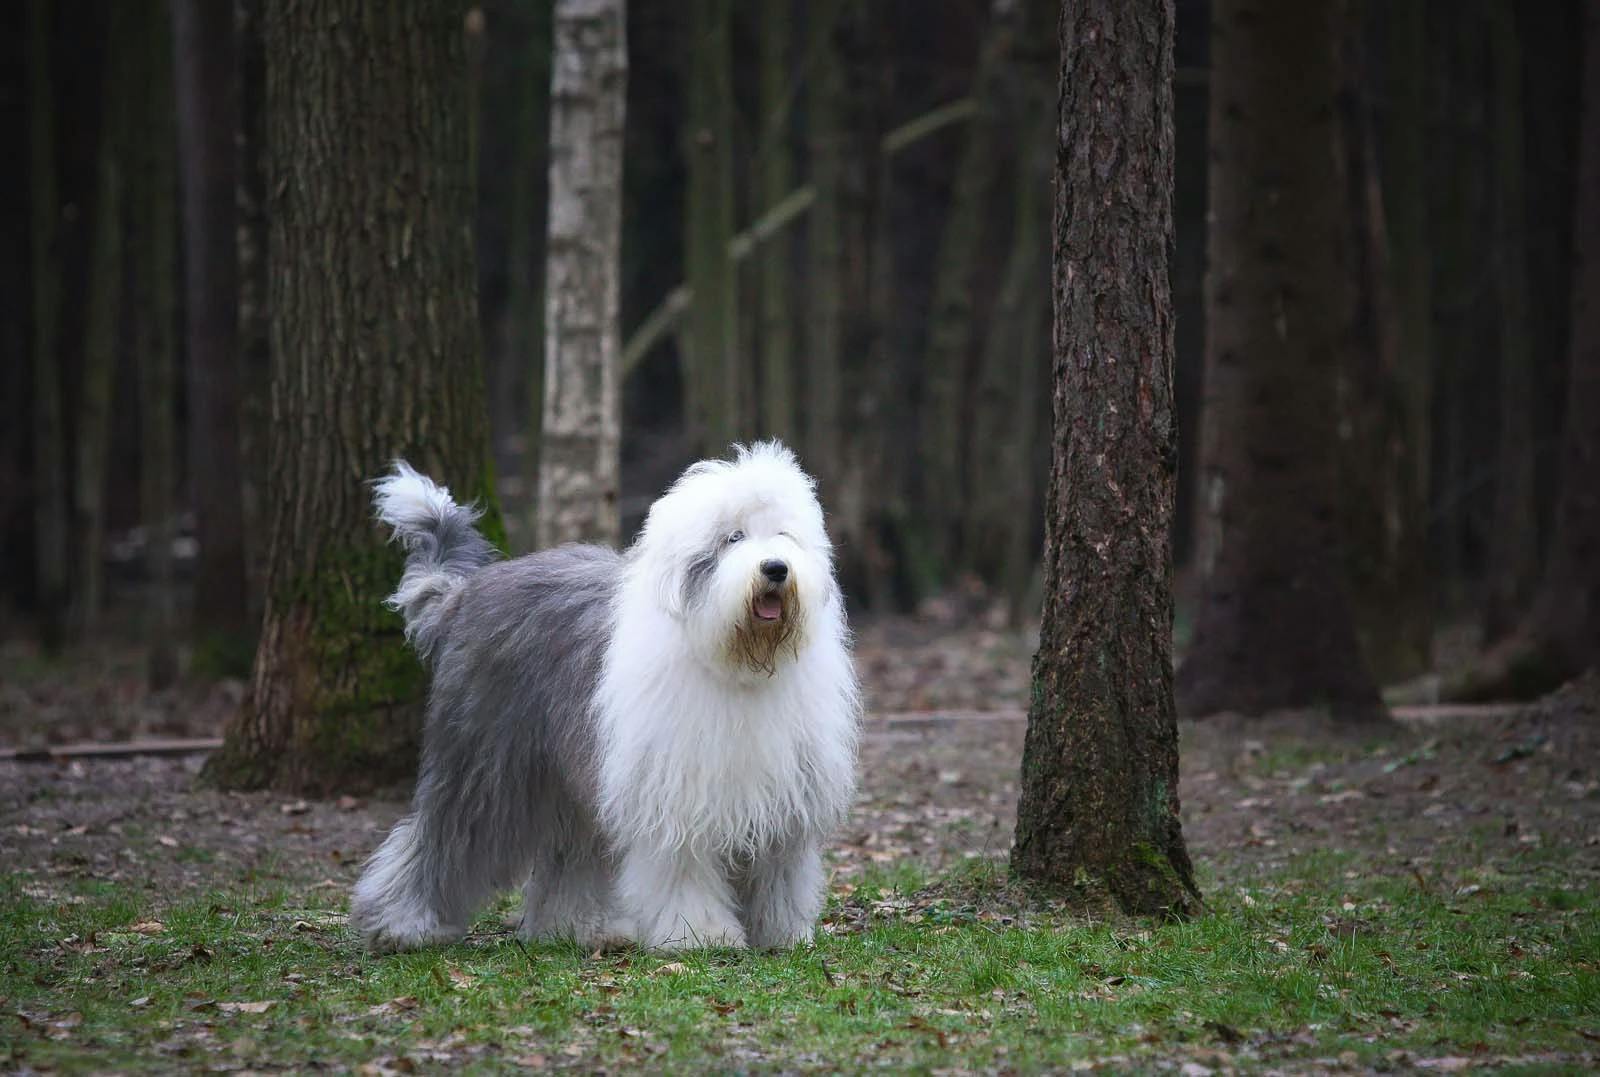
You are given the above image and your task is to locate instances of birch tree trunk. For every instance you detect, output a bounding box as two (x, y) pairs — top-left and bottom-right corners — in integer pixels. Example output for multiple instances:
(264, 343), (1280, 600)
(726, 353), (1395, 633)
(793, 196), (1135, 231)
(27, 0), (69, 649)
(207, 0), (499, 794)
(538, 0), (626, 549)
(1175, 0), (1382, 718)
(684, 0), (739, 457)
(1012, 0), (1199, 916)
(173, 0), (252, 671)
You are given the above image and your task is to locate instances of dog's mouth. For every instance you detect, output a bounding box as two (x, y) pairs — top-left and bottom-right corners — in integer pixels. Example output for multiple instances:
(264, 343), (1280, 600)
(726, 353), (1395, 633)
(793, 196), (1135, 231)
(753, 591), (784, 622)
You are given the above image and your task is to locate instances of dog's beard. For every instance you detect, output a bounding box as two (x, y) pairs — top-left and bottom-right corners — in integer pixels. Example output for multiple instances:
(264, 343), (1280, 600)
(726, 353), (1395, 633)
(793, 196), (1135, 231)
(729, 583), (802, 676)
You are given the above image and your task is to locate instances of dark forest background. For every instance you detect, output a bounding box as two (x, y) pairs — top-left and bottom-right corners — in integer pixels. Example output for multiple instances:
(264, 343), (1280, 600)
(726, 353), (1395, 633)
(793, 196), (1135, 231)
(0, 0), (1592, 701)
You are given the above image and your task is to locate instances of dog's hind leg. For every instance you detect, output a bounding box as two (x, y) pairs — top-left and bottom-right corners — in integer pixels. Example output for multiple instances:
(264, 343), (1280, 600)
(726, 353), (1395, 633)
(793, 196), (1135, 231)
(349, 813), (472, 951)
(738, 839), (825, 949)
(518, 812), (619, 947)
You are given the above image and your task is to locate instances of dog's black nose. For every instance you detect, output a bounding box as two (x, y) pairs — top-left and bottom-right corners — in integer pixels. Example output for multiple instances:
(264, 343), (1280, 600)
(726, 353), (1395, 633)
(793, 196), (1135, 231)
(761, 559), (789, 583)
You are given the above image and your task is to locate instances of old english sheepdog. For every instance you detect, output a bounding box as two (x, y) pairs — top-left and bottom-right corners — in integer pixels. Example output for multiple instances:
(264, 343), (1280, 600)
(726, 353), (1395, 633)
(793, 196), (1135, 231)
(349, 442), (860, 952)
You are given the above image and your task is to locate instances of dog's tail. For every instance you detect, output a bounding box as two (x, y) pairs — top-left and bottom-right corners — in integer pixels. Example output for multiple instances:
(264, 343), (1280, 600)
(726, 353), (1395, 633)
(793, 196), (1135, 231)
(373, 460), (497, 659)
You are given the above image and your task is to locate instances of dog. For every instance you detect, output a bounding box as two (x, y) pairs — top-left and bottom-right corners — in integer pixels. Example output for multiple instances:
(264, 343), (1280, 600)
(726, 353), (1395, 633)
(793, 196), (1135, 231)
(349, 442), (860, 952)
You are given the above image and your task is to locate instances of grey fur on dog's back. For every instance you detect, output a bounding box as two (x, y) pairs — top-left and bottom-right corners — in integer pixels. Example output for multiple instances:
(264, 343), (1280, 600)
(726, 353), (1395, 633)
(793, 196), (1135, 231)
(350, 543), (621, 944)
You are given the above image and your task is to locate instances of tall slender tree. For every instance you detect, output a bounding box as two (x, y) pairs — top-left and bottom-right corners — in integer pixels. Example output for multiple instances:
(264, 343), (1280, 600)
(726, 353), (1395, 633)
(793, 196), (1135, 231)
(236, 0), (270, 616)
(756, 0), (797, 446)
(137, 0), (181, 688)
(207, 0), (499, 794)
(1014, 0), (1198, 915)
(685, 0), (739, 456)
(1176, 0), (1381, 718)
(173, 0), (252, 669)
(538, 0), (626, 550)
(73, 4), (129, 638)
(1481, 1), (1539, 644)
(27, 0), (69, 648)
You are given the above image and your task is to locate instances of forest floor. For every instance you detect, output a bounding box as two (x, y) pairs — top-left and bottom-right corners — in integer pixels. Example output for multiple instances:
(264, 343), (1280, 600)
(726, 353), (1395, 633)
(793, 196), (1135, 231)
(2, 618), (1598, 1073)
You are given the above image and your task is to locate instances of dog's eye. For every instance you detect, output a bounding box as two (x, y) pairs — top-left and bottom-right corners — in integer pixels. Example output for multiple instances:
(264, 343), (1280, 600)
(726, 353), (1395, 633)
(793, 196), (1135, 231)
(726, 529), (745, 546)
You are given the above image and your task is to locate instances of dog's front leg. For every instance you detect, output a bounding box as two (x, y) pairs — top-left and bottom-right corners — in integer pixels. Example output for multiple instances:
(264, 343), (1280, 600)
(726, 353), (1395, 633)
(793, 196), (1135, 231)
(739, 839), (825, 949)
(616, 844), (747, 950)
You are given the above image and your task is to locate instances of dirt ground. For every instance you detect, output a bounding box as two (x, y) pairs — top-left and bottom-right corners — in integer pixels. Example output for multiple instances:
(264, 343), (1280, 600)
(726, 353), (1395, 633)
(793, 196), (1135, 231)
(4, 621), (1598, 921)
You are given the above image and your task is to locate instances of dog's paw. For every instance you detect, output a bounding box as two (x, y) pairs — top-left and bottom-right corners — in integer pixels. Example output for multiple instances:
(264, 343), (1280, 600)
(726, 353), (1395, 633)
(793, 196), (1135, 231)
(648, 916), (748, 951)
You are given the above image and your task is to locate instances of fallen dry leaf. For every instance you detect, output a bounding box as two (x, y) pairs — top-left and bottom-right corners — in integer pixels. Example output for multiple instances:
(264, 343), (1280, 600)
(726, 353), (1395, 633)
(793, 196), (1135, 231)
(128, 920), (165, 936)
(218, 1000), (276, 1014)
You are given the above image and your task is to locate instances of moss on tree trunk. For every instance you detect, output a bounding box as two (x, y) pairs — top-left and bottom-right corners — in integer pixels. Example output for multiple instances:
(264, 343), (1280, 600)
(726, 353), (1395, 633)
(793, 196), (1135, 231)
(206, 0), (498, 796)
(1010, 0), (1199, 918)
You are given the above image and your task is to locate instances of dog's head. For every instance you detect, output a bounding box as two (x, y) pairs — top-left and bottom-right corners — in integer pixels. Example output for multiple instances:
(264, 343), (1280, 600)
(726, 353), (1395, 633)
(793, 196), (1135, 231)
(631, 441), (837, 676)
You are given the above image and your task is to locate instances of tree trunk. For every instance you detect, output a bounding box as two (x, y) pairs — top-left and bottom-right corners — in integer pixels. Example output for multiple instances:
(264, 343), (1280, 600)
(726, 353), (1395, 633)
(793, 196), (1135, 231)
(506, 6), (552, 549)
(1481, 1), (1539, 644)
(1012, 0), (1199, 917)
(919, 0), (1019, 573)
(1526, 1), (1600, 679)
(1175, 0), (1382, 719)
(235, 0), (270, 621)
(206, 0), (499, 795)
(537, 0), (626, 550)
(1377, 0), (1434, 676)
(137, 0), (180, 689)
(173, 0), (252, 672)
(73, 9), (129, 639)
(806, 3), (884, 600)
(27, 0), (69, 649)
(1454, 4), (1600, 699)
(757, 0), (797, 446)
(685, 0), (740, 457)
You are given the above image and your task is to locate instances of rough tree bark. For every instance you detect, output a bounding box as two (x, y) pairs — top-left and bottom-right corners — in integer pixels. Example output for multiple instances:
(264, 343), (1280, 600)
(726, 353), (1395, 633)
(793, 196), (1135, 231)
(757, 0), (798, 445)
(1175, 0), (1382, 718)
(538, 0), (626, 550)
(1481, 2), (1540, 644)
(1011, 0), (1199, 917)
(685, 0), (739, 457)
(173, 0), (252, 670)
(206, 0), (499, 795)
(27, 0), (69, 649)
(137, 0), (180, 689)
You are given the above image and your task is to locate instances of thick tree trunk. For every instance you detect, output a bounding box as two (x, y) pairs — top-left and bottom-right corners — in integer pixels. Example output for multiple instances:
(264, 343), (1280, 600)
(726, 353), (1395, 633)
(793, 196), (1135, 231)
(757, 0), (797, 446)
(919, 0), (1020, 572)
(684, 0), (740, 457)
(537, 0), (625, 550)
(1011, 0), (1199, 917)
(27, 0), (69, 649)
(173, 0), (252, 671)
(235, 0), (270, 620)
(1481, 2), (1540, 644)
(1175, 0), (1382, 718)
(206, 0), (499, 795)
(73, 13), (129, 639)
(137, 0), (180, 689)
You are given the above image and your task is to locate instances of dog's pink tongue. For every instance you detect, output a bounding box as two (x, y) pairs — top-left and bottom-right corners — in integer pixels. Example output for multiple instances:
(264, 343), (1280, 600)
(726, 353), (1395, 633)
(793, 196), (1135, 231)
(754, 593), (783, 621)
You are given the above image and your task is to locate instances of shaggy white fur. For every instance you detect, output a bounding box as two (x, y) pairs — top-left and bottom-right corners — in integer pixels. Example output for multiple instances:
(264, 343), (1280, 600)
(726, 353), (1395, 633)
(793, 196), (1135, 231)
(349, 442), (861, 952)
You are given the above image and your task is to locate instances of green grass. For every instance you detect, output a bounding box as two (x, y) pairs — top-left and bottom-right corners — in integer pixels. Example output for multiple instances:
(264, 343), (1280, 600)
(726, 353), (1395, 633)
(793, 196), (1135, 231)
(3, 855), (1597, 1073)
